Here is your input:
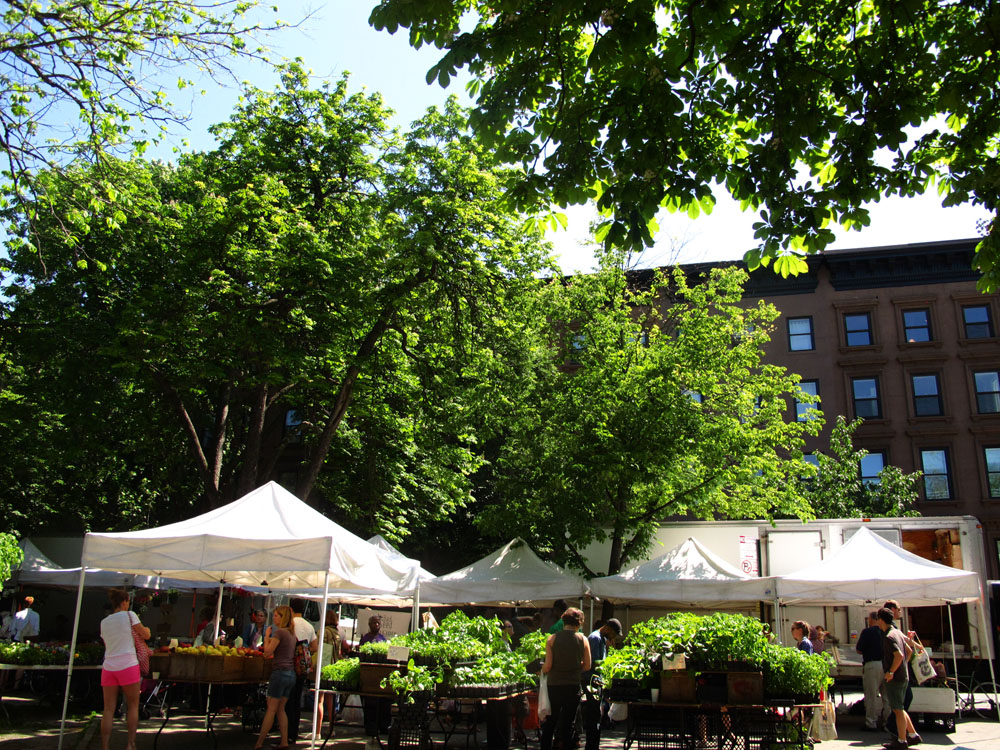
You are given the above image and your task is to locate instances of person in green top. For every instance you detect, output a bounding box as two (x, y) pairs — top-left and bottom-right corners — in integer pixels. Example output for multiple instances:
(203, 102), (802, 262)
(545, 599), (568, 633)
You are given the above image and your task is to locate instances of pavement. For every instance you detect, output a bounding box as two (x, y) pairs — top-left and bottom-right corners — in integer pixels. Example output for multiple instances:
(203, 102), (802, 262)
(2, 692), (999, 750)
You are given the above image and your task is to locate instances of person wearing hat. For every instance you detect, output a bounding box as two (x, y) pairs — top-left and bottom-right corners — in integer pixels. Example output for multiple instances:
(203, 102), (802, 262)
(582, 618), (622, 750)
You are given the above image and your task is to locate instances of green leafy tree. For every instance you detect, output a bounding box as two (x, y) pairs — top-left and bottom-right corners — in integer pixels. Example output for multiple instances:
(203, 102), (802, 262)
(481, 255), (821, 587)
(0, 532), (23, 584)
(1, 65), (553, 532)
(0, 0), (285, 209)
(798, 416), (921, 518)
(370, 1), (1000, 288)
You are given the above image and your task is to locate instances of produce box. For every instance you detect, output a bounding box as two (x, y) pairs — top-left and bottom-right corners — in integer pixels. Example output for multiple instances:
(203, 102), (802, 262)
(660, 671), (696, 702)
(201, 654), (225, 681)
(149, 652), (170, 679)
(244, 656), (272, 681)
(360, 662), (405, 696)
(727, 672), (764, 705)
(170, 652), (203, 681)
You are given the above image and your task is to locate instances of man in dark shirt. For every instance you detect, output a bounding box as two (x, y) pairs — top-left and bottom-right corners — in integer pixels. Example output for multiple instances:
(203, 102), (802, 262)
(581, 618), (622, 750)
(856, 611), (886, 730)
(877, 609), (918, 750)
(360, 615), (390, 749)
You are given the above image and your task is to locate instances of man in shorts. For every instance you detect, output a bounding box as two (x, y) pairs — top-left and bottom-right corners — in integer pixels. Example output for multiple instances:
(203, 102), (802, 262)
(877, 608), (919, 749)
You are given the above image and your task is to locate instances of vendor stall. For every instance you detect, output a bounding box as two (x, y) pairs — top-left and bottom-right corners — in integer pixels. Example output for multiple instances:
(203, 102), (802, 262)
(57, 481), (421, 750)
(419, 537), (588, 606)
(776, 527), (997, 725)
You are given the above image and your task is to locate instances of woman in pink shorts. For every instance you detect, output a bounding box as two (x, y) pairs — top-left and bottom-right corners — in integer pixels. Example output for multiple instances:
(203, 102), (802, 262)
(100, 589), (151, 750)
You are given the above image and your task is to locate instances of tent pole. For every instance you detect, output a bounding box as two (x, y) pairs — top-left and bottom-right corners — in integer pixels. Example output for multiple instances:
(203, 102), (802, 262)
(946, 602), (961, 716)
(974, 580), (999, 722)
(58, 567), (86, 750)
(311, 569), (331, 750)
(589, 598), (594, 631)
(212, 581), (224, 644)
(412, 579), (421, 633)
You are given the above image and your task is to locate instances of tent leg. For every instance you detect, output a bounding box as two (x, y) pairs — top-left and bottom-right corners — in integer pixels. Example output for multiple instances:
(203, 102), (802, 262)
(58, 569), (86, 750)
(946, 603), (962, 717)
(212, 581), (224, 644)
(412, 581), (421, 633)
(310, 570), (331, 750)
(975, 582), (999, 722)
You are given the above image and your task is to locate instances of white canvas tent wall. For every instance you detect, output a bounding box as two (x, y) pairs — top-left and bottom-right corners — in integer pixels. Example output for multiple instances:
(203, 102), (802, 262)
(59, 482), (415, 749)
(589, 537), (777, 606)
(419, 538), (587, 606)
(775, 527), (996, 719)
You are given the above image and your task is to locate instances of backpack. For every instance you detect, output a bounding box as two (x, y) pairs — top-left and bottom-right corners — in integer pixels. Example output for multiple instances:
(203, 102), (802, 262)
(294, 639), (311, 676)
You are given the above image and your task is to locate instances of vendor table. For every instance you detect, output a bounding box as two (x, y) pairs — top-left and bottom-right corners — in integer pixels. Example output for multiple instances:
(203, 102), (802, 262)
(624, 701), (818, 750)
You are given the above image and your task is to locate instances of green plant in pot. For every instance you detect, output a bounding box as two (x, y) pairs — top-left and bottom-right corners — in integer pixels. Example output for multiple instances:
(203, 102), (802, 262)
(381, 659), (441, 703)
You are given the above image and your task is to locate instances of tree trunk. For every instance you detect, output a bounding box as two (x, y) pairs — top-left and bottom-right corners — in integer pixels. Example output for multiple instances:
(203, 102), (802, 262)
(237, 383), (268, 496)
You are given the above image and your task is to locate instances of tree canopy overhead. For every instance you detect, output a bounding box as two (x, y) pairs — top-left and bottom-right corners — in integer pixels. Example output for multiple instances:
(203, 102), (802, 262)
(0, 0), (284, 240)
(370, 1), (1000, 287)
(1, 64), (553, 536)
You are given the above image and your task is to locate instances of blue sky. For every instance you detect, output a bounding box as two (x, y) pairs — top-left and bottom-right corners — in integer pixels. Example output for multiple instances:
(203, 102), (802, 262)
(157, 0), (990, 275)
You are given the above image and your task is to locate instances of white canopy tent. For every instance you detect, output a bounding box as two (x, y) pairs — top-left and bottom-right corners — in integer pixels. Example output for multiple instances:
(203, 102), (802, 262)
(775, 527), (996, 719)
(9, 539), (199, 591)
(776, 527), (982, 606)
(419, 537), (588, 606)
(588, 536), (777, 606)
(58, 482), (418, 749)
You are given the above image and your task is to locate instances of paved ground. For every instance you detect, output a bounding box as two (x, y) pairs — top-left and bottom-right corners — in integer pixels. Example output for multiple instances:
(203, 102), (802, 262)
(2, 692), (999, 750)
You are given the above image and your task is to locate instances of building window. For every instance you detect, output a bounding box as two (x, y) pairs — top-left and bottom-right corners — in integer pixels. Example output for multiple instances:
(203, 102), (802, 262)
(796, 380), (820, 421)
(974, 371), (1000, 414)
(787, 317), (814, 351)
(284, 408), (303, 443)
(803, 453), (819, 469)
(911, 374), (943, 416)
(844, 313), (872, 346)
(852, 377), (882, 419)
(921, 449), (952, 500)
(984, 447), (1000, 499)
(963, 305), (994, 339)
(902, 309), (932, 342)
(860, 451), (886, 486)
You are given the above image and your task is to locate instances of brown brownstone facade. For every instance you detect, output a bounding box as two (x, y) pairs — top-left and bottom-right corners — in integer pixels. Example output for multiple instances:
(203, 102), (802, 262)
(720, 238), (1000, 578)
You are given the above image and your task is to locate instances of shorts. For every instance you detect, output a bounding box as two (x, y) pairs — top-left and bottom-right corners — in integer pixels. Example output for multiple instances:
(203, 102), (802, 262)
(268, 668), (296, 699)
(101, 665), (141, 687)
(883, 679), (907, 711)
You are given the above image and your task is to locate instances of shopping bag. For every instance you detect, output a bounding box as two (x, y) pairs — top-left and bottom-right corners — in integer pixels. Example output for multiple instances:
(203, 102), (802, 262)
(537, 673), (551, 723)
(809, 700), (837, 742)
(911, 648), (936, 685)
(607, 702), (628, 722)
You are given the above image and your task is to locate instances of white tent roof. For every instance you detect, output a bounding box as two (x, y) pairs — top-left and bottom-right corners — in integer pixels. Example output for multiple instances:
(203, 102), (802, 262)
(776, 527), (981, 606)
(367, 535), (434, 581)
(589, 537), (777, 605)
(419, 538), (587, 606)
(82, 482), (415, 593)
(9, 540), (200, 590)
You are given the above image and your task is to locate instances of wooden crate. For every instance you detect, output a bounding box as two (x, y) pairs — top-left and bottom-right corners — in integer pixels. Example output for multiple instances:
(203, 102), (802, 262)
(727, 672), (764, 705)
(360, 662), (405, 696)
(244, 656), (268, 681)
(201, 655), (225, 681)
(223, 655), (245, 681)
(149, 652), (170, 679)
(170, 653), (202, 681)
(660, 671), (696, 702)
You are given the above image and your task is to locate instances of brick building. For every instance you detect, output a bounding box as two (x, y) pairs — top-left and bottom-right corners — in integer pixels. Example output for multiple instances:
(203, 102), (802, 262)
(731, 238), (1000, 577)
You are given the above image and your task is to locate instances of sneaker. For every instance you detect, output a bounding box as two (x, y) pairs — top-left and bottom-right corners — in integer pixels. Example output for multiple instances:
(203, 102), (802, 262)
(906, 734), (922, 747)
(882, 740), (908, 750)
